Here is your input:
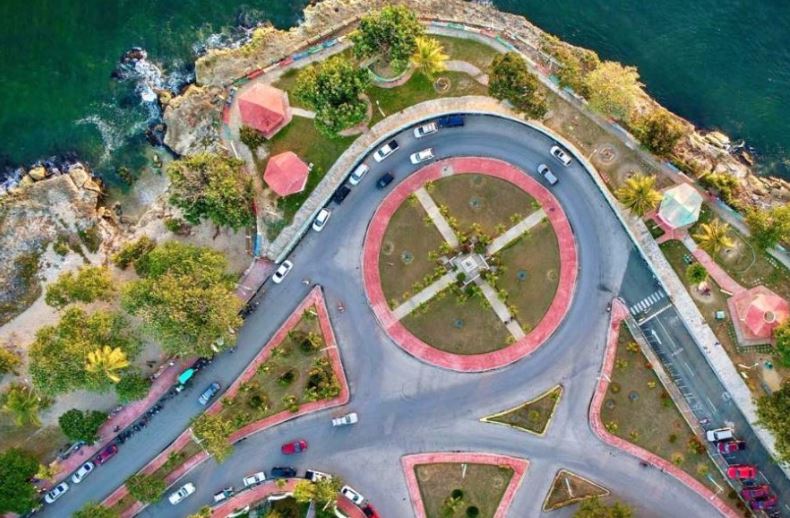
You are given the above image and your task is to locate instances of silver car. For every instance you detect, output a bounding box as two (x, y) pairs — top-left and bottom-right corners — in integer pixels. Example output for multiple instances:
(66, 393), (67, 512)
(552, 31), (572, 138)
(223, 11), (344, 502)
(272, 260), (293, 284)
(550, 145), (572, 166)
(537, 164), (558, 186)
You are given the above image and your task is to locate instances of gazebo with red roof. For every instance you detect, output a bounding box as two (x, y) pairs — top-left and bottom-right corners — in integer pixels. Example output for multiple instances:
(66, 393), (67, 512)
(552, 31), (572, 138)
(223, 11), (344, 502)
(237, 84), (292, 139)
(727, 286), (789, 346)
(263, 152), (310, 197)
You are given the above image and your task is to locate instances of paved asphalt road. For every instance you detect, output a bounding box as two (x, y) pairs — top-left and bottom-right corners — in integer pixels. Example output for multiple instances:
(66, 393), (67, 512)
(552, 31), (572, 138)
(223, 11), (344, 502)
(41, 115), (782, 518)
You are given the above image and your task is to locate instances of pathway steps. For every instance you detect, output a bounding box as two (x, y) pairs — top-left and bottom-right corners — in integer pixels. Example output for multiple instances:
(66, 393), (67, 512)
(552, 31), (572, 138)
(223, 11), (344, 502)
(414, 187), (459, 247)
(487, 209), (545, 255)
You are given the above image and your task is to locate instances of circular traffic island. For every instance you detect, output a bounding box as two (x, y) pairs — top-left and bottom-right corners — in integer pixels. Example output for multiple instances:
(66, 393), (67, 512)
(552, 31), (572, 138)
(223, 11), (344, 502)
(363, 157), (578, 371)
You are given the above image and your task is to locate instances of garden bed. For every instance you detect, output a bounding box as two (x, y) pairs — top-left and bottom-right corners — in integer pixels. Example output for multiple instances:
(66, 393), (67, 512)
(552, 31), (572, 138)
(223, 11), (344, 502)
(482, 385), (562, 435)
(415, 462), (513, 518)
(542, 469), (609, 511)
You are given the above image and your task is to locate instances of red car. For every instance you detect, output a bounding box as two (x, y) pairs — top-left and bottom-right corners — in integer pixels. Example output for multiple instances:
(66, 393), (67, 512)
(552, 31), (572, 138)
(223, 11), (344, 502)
(362, 504), (380, 518)
(750, 495), (777, 510)
(94, 444), (118, 465)
(717, 440), (745, 454)
(281, 439), (308, 455)
(727, 464), (757, 480)
(741, 485), (770, 500)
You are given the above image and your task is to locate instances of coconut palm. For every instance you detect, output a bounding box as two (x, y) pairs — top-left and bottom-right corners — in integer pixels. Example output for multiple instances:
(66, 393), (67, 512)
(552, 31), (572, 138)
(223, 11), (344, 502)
(686, 263), (709, 285)
(2, 383), (44, 427)
(410, 37), (448, 79)
(615, 173), (662, 216)
(693, 218), (735, 255)
(85, 346), (129, 383)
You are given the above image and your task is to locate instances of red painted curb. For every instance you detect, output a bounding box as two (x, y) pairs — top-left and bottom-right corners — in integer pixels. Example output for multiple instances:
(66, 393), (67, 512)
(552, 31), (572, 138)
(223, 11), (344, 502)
(401, 452), (529, 518)
(362, 157), (578, 372)
(589, 300), (739, 518)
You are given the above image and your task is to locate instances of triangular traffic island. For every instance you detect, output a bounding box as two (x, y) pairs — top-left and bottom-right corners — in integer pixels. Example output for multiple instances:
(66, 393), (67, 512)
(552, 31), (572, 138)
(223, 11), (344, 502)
(402, 453), (528, 518)
(542, 469), (609, 511)
(481, 385), (562, 436)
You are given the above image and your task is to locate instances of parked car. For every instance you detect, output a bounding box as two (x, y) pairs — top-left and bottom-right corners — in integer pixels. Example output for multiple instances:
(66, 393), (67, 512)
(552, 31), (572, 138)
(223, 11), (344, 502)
(312, 208), (332, 232)
(272, 260), (294, 284)
(410, 148), (434, 164)
(413, 122), (438, 138)
(94, 444), (118, 465)
(168, 482), (196, 505)
(373, 140), (399, 162)
(362, 504), (381, 518)
(550, 145), (572, 166)
(349, 163), (370, 185)
(213, 487), (234, 503)
(537, 164), (558, 186)
(436, 114), (465, 128)
(198, 382), (221, 405)
(376, 172), (394, 189)
(70, 461), (95, 484)
(305, 469), (332, 482)
(270, 466), (297, 478)
(717, 440), (745, 454)
(281, 439), (308, 454)
(44, 482), (69, 504)
(332, 185), (352, 205)
(706, 427), (734, 442)
(243, 471), (267, 487)
(332, 412), (359, 427)
(341, 485), (365, 505)
(750, 495), (778, 510)
(741, 485), (770, 500)
(727, 464), (757, 480)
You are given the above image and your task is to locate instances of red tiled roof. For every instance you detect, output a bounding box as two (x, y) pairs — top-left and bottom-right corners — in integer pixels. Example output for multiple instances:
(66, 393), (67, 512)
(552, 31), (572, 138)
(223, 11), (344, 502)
(263, 151), (309, 196)
(237, 84), (290, 138)
(730, 286), (789, 341)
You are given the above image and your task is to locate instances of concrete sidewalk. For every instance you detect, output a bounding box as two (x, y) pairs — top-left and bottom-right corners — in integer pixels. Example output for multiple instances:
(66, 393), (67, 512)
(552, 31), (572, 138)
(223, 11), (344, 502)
(414, 186), (459, 247)
(487, 209), (545, 255)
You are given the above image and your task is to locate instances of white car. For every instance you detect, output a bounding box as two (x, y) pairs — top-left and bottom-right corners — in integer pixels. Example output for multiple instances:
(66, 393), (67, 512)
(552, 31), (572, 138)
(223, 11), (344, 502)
(70, 461), (95, 484)
(706, 427), (735, 443)
(341, 485), (365, 505)
(213, 487), (234, 503)
(272, 260), (293, 284)
(373, 139), (399, 162)
(332, 412), (358, 427)
(413, 122), (438, 138)
(410, 148), (435, 164)
(243, 471), (267, 487)
(305, 469), (332, 482)
(348, 163), (369, 186)
(537, 164), (558, 186)
(44, 482), (69, 504)
(312, 208), (332, 232)
(168, 482), (196, 505)
(550, 145), (572, 166)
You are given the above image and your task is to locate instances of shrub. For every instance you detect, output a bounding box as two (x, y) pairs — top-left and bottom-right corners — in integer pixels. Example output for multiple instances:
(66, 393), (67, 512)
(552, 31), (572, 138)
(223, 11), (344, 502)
(466, 506), (479, 517)
(609, 382), (621, 394)
(126, 473), (166, 504)
(112, 236), (156, 270)
(239, 126), (266, 150)
(488, 52), (546, 118)
(115, 370), (151, 403)
(78, 226), (102, 253)
(53, 235), (70, 256)
(164, 217), (189, 235)
(0, 348), (21, 377)
(59, 409), (108, 444)
(668, 433), (678, 443)
(45, 266), (114, 308)
(282, 394), (299, 413)
(277, 369), (297, 386)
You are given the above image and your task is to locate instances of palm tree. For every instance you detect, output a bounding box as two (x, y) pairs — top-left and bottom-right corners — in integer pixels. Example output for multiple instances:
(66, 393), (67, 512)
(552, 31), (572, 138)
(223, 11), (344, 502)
(2, 383), (43, 427)
(615, 173), (662, 216)
(85, 346), (129, 383)
(693, 218), (735, 255)
(411, 37), (448, 79)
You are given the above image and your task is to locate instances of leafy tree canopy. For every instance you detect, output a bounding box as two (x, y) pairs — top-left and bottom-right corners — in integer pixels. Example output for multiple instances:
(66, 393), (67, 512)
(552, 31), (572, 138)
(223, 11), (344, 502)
(351, 5), (424, 68)
(685, 263), (708, 285)
(775, 320), (790, 368)
(615, 173), (661, 216)
(757, 383), (790, 462)
(45, 265), (114, 309)
(0, 448), (40, 514)
(633, 109), (688, 158)
(584, 61), (643, 120)
(488, 52), (546, 118)
(126, 473), (166, 504)
(745, 205), (790, 250)
(0, 347), (21, 377)
(1, 383), (47, 427)
(191, 413), (234, 462)
(74, 502), (120, 518)
(59, 408), (108, 444)
(115, 369), (152, 403)
(112, 236), (156, 270)
(541, 34), (600, 96)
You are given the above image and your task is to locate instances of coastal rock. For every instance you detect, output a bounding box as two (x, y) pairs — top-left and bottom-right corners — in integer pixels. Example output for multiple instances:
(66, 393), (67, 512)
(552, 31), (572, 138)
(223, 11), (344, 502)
(162, 84), (224, 156)
(19, 175), (34, 188)
(28, 165), (47, 181)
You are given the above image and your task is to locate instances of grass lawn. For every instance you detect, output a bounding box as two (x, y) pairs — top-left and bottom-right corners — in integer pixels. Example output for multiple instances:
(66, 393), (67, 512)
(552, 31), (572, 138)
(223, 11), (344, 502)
(543, 469), (608, 510)
(269, 496), (310, 518)
(493, 219), (560, 331)
(433, 35), (499, 71)
(415, 462), (513, 518)
(380, 200), (446, 306)
(401, 288), (511, 355)
(483, 385), (562, 435)
(430, 175), (537, 236)
(0, 420), (65, 463)
(600, 326), (729, 493)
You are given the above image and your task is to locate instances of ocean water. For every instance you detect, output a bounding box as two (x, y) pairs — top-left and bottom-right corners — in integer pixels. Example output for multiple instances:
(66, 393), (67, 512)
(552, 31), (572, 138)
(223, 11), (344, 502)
(0, 0), (788, 183)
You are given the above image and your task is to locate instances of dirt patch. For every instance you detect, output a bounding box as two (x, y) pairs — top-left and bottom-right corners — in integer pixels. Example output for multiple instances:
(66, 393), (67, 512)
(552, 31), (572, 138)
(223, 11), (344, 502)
(415, 462), (514, 518)
(543, 469), (609, 511)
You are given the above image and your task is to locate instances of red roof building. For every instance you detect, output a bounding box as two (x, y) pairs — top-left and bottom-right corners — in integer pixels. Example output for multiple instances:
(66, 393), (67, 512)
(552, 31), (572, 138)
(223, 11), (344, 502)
(727, 286), (789, 346)
(237, 84), (292, 139)
(263, 152), (310, 197)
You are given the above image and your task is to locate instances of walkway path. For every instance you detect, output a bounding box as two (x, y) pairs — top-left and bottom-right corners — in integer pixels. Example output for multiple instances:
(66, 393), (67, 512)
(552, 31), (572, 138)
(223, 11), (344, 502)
(486, 209), (545, 255)
(474, 277), (525, 339)
(392, 271), (456, 319)
(291, 107), (316, 119)
(681, 235), (746, 295)
(445, 60), (489, 86)
(413, 187), (459, 247)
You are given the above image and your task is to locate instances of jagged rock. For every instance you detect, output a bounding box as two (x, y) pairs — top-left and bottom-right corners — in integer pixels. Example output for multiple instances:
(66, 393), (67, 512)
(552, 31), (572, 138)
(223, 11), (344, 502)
(28, 166), (47, 181)
(19, 175), (34, 188)
(162, 84), (224, 156)
(68, 164), (102, 193)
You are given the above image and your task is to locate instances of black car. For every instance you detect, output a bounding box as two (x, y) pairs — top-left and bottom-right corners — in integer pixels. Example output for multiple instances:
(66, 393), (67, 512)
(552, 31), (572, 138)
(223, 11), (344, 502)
(376, 172), (394, 189)
(332, 185), (351, 204)
(436, 114), (464, 128)
(270, 466), (297, 478)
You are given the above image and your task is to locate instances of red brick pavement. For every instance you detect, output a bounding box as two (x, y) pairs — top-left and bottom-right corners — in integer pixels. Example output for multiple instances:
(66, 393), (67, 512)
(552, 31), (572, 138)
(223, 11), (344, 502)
(362, 157), (578, 371)
(401, 452), (529, 518)
(690, 247), (745, 295)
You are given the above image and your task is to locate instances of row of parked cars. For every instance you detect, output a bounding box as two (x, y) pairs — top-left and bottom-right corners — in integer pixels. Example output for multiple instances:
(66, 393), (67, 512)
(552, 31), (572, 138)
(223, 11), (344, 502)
(43, 444), (120, 504)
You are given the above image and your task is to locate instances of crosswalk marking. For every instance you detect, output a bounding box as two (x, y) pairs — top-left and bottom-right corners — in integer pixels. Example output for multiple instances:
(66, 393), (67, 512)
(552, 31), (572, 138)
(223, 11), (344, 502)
(629, 290), (666, 315)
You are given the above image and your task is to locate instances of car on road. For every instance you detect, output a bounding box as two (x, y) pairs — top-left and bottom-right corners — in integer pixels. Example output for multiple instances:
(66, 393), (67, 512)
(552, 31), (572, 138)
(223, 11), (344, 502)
(413, 122), (438, 138)
(750, 495), (778, 510)
(537, 164), (558, 186)
(198, 382), (221, 405)
(717, 440), (745, 454)
(376, 172), (394, 189)
(741, 485), (770, 500)
(727, 464), (757, 480)
(312, 208), (332, 232)
(410, 148), (434, 164)
(272, 260), (294, 284)
(270, 466), (297, 478)
(282, 439), (308, 454)
(213, 487), (234, 503)
(349, 163), (370, 185)
(362, 504), (380, 517)
(306, 469), (332, 482)
(44, 482), (69, 504)
(168, 482), (196, 505)
(94, 444), (118, 465)
(706, 427), (734, 442)
(373, 140), (399, 162)
(243, 471), (267, 487)
(332, 412), (358, 427)
(341, 485), (365, 505)
(550, 145), (572, 166)
(436, 114), (465, 128)
(332, 185), (352, 205)
(70, 461), (95, 484)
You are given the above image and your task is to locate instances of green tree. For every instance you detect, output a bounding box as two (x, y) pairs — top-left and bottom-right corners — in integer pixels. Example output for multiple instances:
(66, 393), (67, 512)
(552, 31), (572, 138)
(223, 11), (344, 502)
(411, 37), (448, 79)
(488, 52), (546, 118)
(584, 61), (643, 120)
(166, 153), (254, 231)
(293, 477), (342, 511)
(693, 219), (735, 255)
(188, 507), (213, 518)
(541, 34), (600, 96)
(685, 263), (708, 285)
(74, 502), (120, 518)
(239, 125), (266, 150)
(294, 56), (371, 137)
(574, 497), (633, 518)
(615, 174), (662, 216)
(1, 384), (46, 427)
(0, 348), (21, 377)
(351, 5), (424, 69)
(115, 370), (152, 403)
(121, 242), (242, 357)
(58, 409), (108, 444)
(756, 383), (790, 462)
(775, 320), (790, 368)
(112, 236), (156, 270)
(746, 205), (790, 250)
(45, 266), (114, 308)
(0, 449), (39, 514)
(191, 413), (234, 461)
(633, 109), (688, 157)
(85, 346), (129, 384)
(126, 473), (166, 504)
(29, 307), (140, 395)
(701, 172), (740, 203)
